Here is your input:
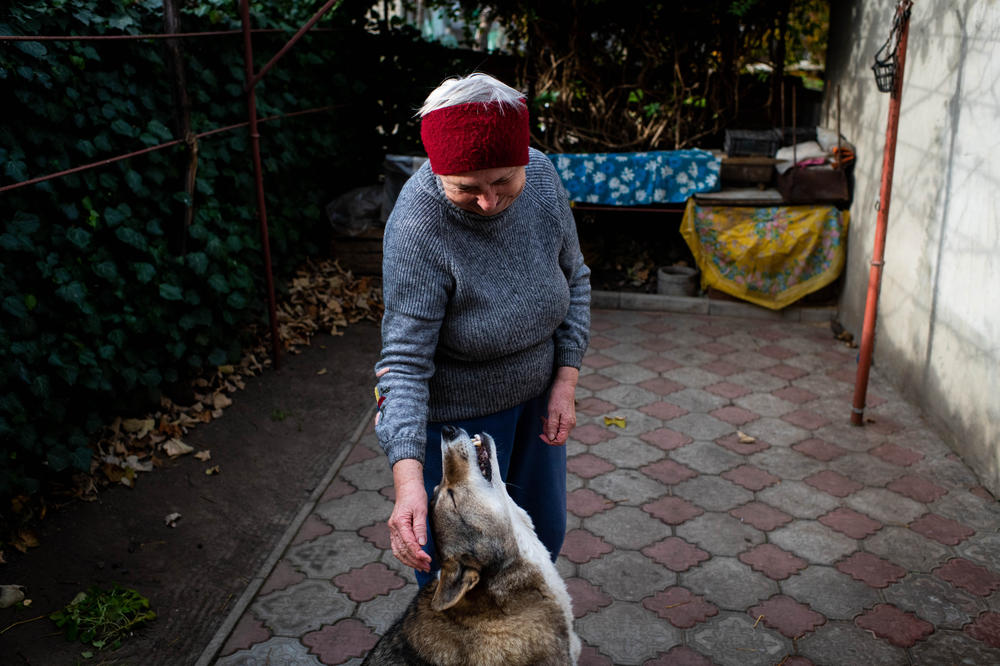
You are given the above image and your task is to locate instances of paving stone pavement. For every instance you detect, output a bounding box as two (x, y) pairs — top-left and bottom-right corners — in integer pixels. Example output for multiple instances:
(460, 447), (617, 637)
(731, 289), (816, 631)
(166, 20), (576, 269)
(202, 308), (1000, 665)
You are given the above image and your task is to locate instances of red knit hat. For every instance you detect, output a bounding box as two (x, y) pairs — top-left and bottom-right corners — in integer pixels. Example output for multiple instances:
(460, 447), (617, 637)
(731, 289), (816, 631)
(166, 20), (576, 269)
(420, 100), (529, 175)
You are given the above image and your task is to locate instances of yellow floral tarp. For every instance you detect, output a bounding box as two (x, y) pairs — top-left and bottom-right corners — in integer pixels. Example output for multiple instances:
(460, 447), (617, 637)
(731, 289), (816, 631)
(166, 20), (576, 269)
(680, 199), (849, 310)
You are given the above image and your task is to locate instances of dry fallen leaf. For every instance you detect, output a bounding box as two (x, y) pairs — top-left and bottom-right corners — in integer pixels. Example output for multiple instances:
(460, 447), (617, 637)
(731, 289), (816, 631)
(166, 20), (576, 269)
(194, 450), (211, 462)
(212, 393), (233, 410)
(737, 430), (756, 443)
(165, 512), (182, 528)
(603, 416), (627, 428)
(316, 368), (328, 375)
(163, 438), (194, 457)
(205, 465), (221, 476)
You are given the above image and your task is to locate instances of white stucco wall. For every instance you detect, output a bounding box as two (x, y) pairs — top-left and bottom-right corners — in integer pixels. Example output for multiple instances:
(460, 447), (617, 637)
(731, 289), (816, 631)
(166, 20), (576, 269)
(825, 0), (1000, 493)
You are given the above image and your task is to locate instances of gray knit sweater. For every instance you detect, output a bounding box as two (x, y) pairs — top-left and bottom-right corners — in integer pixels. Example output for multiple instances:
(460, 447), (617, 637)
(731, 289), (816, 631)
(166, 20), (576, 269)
(374, 148), (591, 466)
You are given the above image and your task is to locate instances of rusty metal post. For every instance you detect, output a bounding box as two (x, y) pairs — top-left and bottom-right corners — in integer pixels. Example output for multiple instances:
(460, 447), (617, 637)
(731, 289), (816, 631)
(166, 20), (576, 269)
(851, 2), (913, 425)
(239, 0), (281, 368)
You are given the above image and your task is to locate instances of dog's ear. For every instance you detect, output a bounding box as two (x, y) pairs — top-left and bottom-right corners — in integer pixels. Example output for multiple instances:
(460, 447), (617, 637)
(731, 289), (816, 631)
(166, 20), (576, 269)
(431, 558), (480, 611)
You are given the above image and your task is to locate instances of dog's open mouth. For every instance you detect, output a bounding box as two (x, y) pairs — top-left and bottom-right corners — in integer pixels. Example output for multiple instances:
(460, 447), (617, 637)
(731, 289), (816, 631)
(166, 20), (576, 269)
(471, 434), (492, 482)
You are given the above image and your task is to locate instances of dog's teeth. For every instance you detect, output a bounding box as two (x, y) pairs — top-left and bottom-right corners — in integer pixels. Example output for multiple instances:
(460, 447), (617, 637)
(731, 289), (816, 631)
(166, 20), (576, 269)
(471, 435), (482, 448)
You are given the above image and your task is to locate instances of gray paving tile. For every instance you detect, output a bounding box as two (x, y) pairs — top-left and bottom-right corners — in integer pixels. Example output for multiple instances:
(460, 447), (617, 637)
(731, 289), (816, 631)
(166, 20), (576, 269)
(661, 348), (718, 369)
(578, 550), (676, 602)
(673, 475), (754, 512)
(720, 350), (779, 371)
(601, 342), (655, 364)
(576, 601), (681, 664)
(797, 621), (908, 666)
(910, 629), (1000, 665)
(687, 611), (791, 666)
(216, 637), (324, 665)
(595, 384), (658, 409)
(956, 532), (1000, 570)
(252, 579), (354, 636)
(662, 366), (725, 388)
(598, 362), (658, 384)
(932, 489), (1000, 531)
(756, 480), (841, 518)
(749, 447), (827, 480)
(829, 453), (906, 487)
(864, 527), (954, 573)
(768, 521), (858, 565)
(589, 409), (664, 439)
(583, 505), (671, 549)
(681, 557), (778, 609)
(338, 456), (393, 490)
(666, 412), (734, 440)
(727, 369), (789, 392)
(287, 531), (380, 578)
(665, 387), (732, 413)
(742, 416), (811, 447)
(314, 490), (393, 531)
(676, 512), (764, 556)
(590, 436), (664, 468)
(911, 455), (982, 488)
(883, 573), (984, 629)
(670, 441), (743, 474)
(588, 468), (670, 506)
(844, 488), (927, 526)
(356, 585), (417, 634)
(733, 393), (799, 418)
(780, 565), (879, 619)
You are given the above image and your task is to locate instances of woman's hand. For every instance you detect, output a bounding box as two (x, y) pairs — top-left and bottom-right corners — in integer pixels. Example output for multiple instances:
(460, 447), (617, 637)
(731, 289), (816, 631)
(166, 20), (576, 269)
(388, 458), (432, 572)
(541, 366), (579, 446)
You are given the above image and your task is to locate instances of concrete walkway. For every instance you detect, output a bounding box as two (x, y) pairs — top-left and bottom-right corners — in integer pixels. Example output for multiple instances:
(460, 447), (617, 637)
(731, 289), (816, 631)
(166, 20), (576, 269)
(202, 306), (1000, 665)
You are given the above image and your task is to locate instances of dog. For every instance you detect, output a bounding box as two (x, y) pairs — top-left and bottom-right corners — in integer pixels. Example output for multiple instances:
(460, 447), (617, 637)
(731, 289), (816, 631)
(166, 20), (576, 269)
(362, 425), (580, 665)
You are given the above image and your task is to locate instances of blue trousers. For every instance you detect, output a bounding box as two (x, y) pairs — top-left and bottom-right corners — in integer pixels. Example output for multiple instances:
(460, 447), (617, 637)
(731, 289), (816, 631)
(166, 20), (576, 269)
(416, 391), (567, 588)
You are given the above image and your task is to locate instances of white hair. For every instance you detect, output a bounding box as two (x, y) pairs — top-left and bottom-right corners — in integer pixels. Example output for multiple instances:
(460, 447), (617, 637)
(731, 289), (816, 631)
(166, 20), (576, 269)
(418, 73), (525, 117)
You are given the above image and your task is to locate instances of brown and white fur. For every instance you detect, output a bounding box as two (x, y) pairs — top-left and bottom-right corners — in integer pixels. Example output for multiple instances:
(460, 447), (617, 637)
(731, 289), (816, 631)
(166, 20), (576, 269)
(362, 426), (580, 665)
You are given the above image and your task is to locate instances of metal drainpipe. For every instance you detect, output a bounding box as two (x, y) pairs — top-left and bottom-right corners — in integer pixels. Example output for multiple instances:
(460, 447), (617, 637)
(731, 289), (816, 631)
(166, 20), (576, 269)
(851, 2), (914, 426)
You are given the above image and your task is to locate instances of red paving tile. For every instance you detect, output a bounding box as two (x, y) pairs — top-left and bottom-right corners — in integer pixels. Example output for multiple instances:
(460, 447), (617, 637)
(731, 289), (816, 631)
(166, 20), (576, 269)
(578, 373), (619, 391)
(971, 486), (996, 502)
(772, 386), (819, 404)
(766, 364), (809, 380)
(644, 587), (719, 628)
(865, 417), (905, 435)
(588, 334), (618, 350)
(739, 544), (807, 580)
(219, 612), (271, 656)
(716, 432), (770, 455)
(855, 604), (933, 647)
(722, 464), (780, 491)
(566, 577), (613, 618)
(577, 396), (619, 416)
(343, 443), (378, 466)
(643, 496), (705, 525)
(819, 507), (883, 539)
(359, 522), (391, 550)
(966, 611), (1000, 649)
(561, 529), (613, 564)
(642, 537), (710, 572)
(697, 341), (737, 355)
(259, 559), (306, 596)
(333, 562), (406, 602)
(804, 469), (864, 497)
(837, 552), (907, 588)
(303, 618), (378, 664)
(641, 459), (698, 485)
(710, 405), (760, 426)
(639, 401), (689, 421)
(320, 477), (357, 502)
(638, 377), (686, 396)
(583, 353), (617, 369)
(782, 409), (831, 430)
(640, 428), (693, 451)
(578, 644), (613, 665)
(567, 488), (614, 518)
(730, 501), (793, 531)
(291, 514), (335, 545)
(934, 558), (1000, 596)
(640, 337), (678, 353)
(749, 595), (825, 638)
(871, 442), (924, 467)
(759, 344), (798, 360)
(705, 381), (751, 399)
(645, 645), (715, 665)
(572, 423), (618, 445)
(639, 356), (682, 373)
(568, 453), (616, 478)
(793, 437), (847, 462)
(699, 360), (742, 377)
(908, 513), (975, 546)
(636, 320), (675, 334)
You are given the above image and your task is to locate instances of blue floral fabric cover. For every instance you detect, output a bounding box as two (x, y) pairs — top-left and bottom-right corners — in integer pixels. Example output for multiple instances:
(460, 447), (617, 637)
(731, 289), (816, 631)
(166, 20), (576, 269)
(549, 150), (721, 205)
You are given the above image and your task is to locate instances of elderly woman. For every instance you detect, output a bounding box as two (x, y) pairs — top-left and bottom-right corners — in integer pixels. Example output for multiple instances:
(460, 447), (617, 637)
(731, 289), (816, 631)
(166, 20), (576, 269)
(374, 73), (591, 585)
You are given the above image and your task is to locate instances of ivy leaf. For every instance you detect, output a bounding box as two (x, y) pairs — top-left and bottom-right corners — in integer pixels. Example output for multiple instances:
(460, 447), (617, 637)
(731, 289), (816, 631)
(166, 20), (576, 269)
(66, 227), (92, 249)
(159, 284), (183, 301)
(115, 227), (147, 251)
(133, 262), (156, 283)
(125, 170), (143, 193)
(208, 273), (230, 293)
(56, 281), (88, 306)
(147, 119), (172, 141)
(185, 252), (209, 275)
(93, 261), (119, 281)
(111, 119), (135, 137)
(17, 41), (48, 59)
(3, 296), (28, 319)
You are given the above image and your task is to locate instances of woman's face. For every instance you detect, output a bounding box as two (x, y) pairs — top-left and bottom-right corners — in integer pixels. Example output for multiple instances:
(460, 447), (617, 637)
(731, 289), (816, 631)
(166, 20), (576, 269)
(439, 166), (526, 216)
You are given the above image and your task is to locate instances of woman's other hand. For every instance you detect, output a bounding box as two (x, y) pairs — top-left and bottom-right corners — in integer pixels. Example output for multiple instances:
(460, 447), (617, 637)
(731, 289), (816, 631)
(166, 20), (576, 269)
(541, 366), (579, 445)
(388, 458), (432, 572)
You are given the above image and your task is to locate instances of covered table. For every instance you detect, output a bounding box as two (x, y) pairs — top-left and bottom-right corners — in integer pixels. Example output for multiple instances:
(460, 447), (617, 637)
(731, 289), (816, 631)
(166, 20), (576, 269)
(680, 199), (849, 310)
(549, 150), (721, 205)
